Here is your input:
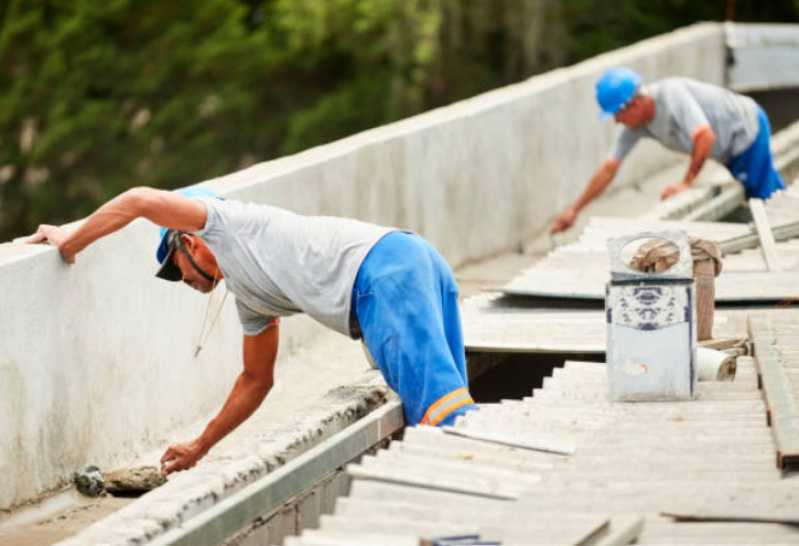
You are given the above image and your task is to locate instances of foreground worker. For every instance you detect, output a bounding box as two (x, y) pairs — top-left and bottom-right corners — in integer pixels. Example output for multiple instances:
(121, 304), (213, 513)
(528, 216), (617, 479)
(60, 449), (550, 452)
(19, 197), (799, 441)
(551, 67), (785, 233)
(27, 186), (476, 473)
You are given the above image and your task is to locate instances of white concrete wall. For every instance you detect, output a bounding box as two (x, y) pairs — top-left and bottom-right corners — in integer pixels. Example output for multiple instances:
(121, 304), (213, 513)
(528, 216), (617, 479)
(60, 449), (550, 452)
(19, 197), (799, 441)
(727, 23), (799, 92)
(0, 23), (725, 509)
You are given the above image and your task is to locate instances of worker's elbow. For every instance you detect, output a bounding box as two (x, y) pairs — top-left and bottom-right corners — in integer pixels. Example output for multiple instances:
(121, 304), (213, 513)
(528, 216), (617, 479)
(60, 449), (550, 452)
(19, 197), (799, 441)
(253, 381), (272, 404)
(602, 158), (620, 179)
(122, 187), (159, 216)
(256, 377), (273, 396)
(244, 371), (273, 397)
(695, 126), (716, 148)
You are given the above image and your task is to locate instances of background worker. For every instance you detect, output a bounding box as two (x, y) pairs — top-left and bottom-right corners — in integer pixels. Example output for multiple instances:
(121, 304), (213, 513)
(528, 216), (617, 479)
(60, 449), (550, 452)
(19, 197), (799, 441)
(551, 67), (785, 234)
(27, 186), (476, 473)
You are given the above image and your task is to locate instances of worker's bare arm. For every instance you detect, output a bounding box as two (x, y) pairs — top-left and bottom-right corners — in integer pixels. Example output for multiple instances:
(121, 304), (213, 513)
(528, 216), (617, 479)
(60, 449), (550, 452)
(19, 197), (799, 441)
(160, 321), (279, 474)
(550, 158), (620, 234)
(661, 124), (716, 200)
(26, 187), (207, 264)
(573, 158), (621, 212)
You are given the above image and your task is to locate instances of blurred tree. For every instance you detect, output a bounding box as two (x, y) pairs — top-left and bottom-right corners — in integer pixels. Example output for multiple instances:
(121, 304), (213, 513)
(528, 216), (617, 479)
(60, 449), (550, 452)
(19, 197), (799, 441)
(561, 1), (799, 62)
(0, 0), (281, 239)
(0, 0), (797, 240)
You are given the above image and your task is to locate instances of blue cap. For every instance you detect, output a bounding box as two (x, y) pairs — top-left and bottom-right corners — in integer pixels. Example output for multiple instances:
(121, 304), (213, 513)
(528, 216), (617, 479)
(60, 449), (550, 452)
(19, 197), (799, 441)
(595, 67), (642, 120)
(155, 185), (220, 281)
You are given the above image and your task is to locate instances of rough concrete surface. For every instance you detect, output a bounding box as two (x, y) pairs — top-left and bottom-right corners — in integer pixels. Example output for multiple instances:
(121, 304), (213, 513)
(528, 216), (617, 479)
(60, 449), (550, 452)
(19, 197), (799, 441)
(0, 495), (132, 546)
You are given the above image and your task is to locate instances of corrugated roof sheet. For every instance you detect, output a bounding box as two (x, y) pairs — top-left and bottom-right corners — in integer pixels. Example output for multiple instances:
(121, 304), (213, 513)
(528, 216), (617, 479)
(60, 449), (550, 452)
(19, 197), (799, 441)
(287, 354), (799, 545)
(288, 184), (799, 545)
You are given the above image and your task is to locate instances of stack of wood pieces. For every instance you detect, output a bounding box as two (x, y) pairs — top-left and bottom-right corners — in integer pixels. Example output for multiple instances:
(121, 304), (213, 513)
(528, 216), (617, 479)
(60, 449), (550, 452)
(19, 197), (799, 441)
(689, 238), (723, 341)
(629, 237), (722, 340)
(628, 237), (722, 276)
(628, 239), (680, 273)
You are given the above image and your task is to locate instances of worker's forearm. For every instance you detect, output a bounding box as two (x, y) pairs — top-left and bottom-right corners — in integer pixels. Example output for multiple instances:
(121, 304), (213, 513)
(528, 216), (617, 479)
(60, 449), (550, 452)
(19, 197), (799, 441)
(572, 160), (618, 212)
(683, 129), (715, 187)
(196, 374), (272, 453)
(682, 148), (709, 186)
(59, 189), (145, 257)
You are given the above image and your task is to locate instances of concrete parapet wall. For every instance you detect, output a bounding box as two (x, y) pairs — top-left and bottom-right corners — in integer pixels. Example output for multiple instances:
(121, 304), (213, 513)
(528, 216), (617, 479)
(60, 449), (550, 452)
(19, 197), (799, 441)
(0, 23), (725, 509)
(727, 23), (799, 92)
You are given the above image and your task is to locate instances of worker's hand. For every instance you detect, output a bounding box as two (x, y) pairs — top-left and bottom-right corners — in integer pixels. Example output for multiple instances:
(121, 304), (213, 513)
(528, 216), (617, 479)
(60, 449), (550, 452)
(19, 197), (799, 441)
(160, 439), (208, 475)
(24, 224), (76, 264)
(660, 182), (690, 201)
(550, 207), (578, 234)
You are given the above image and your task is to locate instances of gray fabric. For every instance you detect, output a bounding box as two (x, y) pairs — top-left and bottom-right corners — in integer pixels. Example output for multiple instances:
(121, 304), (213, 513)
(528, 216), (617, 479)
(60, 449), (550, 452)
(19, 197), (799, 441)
(196, 198), (393, 337)
(612, 78), (760, 164)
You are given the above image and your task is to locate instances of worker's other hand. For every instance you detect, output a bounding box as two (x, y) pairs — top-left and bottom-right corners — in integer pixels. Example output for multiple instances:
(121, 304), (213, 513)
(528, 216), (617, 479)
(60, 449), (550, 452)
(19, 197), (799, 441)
(25, 224), (75, 264)
(550, 207), (578, 234)
(660, 182), (690, 201)
(160, 439), (207, 475)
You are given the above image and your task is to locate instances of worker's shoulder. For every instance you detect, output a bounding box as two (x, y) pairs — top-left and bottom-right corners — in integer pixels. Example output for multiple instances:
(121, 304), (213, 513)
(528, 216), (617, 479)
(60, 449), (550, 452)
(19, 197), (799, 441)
(648, 76), (694, 93)
(648, 78), (720, 108)
(657, 76), (698, 85)
(655, 77), (731, 97)
(205, 197), (294, 230)
(211, 197), (281, 215)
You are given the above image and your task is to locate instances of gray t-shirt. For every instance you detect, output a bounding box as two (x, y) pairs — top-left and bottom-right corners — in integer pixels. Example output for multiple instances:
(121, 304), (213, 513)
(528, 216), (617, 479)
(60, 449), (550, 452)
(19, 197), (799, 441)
(612, 78), (760, 165)
(196, 198), (393, 337)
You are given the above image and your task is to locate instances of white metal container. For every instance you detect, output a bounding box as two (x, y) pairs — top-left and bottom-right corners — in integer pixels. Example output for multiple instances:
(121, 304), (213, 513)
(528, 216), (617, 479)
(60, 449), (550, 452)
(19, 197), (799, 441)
(606, 231), (697, 401)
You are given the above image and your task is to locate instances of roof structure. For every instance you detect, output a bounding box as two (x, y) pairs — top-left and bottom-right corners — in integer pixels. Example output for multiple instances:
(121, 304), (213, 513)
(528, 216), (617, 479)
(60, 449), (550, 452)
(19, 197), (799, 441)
(289, 355), (798, 544)
(287, 186), (799, 545)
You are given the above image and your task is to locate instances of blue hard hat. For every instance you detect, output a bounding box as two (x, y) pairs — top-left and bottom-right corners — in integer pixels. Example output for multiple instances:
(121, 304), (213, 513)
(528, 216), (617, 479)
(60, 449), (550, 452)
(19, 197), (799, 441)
(155, 185), (220, 281)
(595, 67), (642, 119)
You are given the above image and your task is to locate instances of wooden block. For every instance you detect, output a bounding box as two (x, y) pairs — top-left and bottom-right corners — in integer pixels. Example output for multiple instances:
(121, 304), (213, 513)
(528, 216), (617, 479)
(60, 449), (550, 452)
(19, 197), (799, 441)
(749, 197), (783, 272)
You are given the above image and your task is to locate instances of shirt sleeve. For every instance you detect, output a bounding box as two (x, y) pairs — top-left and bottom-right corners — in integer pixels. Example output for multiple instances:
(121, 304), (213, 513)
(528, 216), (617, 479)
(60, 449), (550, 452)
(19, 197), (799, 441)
(195, 197), (227, 244)
(664, 80), (709, 136)
(612, 128), (641, 162)
(236, 298), (279, 336)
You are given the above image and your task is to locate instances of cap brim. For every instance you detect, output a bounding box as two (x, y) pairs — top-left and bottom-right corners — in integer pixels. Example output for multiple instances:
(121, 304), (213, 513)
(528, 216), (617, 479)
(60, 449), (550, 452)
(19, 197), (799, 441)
(155, 245), (182, 282)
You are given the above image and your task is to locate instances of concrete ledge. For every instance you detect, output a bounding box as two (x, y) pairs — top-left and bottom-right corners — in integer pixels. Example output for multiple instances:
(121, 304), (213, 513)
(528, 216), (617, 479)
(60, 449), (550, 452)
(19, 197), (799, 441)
(727, 23), (799, 92)
(54, 378), (392, 545)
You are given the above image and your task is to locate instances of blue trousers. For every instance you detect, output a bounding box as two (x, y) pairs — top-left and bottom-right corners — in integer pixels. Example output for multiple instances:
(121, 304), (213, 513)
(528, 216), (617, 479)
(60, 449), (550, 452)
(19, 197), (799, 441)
(726, 106), (785, 199)
(352, 232), (476, 426)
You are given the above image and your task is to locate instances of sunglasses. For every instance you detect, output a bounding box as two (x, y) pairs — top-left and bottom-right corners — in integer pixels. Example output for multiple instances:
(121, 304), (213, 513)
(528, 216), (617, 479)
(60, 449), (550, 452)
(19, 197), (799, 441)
(173, 232), (217, 284)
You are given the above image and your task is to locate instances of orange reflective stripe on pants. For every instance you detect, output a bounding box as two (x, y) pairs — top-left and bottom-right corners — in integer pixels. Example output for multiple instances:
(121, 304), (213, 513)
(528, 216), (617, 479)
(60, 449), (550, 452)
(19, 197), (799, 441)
(420, 387), (475, 426)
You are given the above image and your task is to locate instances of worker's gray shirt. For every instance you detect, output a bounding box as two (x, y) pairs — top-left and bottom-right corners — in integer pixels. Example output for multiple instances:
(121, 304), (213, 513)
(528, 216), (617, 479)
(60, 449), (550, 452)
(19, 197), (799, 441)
(612, 78), (760, 165)
(196, 198), (393, 337)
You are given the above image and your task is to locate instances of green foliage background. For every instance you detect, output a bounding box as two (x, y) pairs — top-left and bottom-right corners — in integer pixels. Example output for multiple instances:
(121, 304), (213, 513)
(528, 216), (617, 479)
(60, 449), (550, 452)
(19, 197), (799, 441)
(1, 0), (797, 240)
